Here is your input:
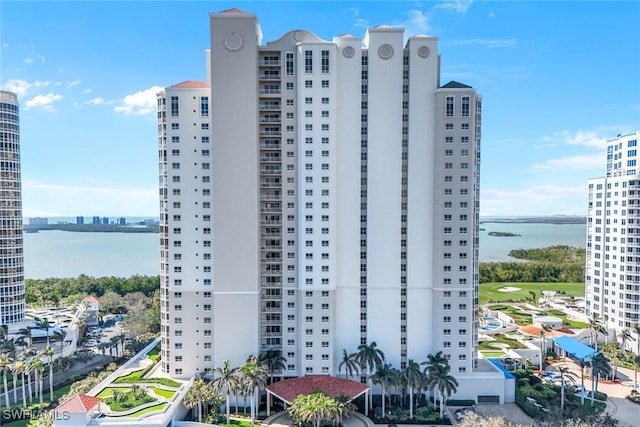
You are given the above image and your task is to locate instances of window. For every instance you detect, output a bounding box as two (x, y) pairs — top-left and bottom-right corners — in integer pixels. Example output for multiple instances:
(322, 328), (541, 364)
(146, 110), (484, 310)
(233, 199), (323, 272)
(305, 50), (313, 73)
(321, 50), (329, 73)
(322, 80), (329, 88)
(461, 96), (470, 117)
(305, 97), (313, 104)
(286, 82), (294, 90)
(200, 96), (209, 117)
(305, 80), (313, 88)
(445, 96), (454, 117)
(322, 97), (329, 104)
(286, 52), (294, 75)
(171, 96), (179, 117)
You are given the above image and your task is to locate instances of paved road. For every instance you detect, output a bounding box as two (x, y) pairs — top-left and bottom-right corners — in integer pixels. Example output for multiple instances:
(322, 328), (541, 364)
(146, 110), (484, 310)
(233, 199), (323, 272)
(551, 360), (639, 427)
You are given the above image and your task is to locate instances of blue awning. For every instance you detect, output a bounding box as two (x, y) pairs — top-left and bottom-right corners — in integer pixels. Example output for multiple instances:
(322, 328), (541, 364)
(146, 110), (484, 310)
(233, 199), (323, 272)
(553, 335), (598, 361)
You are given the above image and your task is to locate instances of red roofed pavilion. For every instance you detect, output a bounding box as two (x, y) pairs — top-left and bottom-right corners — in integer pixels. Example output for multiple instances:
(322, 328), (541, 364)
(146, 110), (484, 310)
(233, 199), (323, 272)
(265, 376), (369, 416)
(56, 394), (101, 413)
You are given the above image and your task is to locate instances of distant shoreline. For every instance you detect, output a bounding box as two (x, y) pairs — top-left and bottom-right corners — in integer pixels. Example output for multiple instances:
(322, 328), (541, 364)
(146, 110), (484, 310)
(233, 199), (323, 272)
(23, 224), (159, 233)
(480, 216), (586, 225)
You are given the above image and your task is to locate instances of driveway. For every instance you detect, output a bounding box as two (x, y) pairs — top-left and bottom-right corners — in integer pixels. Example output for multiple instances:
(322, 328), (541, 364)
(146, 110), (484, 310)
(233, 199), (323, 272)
(549, 360), (639, 427)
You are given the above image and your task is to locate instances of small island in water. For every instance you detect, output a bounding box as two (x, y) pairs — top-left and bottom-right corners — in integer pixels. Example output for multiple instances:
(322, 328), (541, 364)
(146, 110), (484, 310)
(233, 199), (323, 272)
(487, 231), (521, 237)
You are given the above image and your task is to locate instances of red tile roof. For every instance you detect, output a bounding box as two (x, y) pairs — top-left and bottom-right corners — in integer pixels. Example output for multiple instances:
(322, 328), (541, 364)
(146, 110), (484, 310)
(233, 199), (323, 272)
(56, 394), (101, 413)
(220, 8), (248, 14)
(266, 376), (369, 404)
(170, 81), (210, 89)
(84, 295), (99, 303)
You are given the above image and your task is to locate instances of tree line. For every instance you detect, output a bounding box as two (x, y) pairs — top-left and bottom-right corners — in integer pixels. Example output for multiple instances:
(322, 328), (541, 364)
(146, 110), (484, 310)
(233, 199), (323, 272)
(25, 275), (159, 307)
(480, 246), (585, 283)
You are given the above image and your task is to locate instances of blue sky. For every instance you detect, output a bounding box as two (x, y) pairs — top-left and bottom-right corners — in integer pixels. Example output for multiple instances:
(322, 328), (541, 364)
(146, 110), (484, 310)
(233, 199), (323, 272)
(1, 0), (639, 217)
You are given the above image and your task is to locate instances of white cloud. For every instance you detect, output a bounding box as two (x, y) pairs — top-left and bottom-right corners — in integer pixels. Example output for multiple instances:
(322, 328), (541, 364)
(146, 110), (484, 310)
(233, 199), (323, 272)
(436, 0), (473, 14)
(542, 129), (607, 150)
(531, 153), (603, 170)
(399, 9), (430, 36)
(0, 79), (50, 97)
(2, 43), (8, 48)
(38, 54), (45, 65)
(481, 183), (588, 216)
(22, 181), (157, 217)
(24, 57), (34, 64)
(450, 38), (518, 48)
(114, 85), (163, 116)
(347, 7), (368, 28)
(85, 97), (105, 105)
(68, 80), (82, 88)
(24, 92), (64, 111)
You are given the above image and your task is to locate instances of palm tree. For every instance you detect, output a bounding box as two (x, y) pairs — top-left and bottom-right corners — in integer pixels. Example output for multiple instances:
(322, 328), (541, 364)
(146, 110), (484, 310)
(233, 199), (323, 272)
(634, 354), (640, 393)
(239, 357), (268, 425)
(356, 341), (385, 411)
(258, 349), (286, 384)
(538, 324), (552, 370)
(578, 359), (588, 405)
(212, 360), (237, 425)
(42, 347), (55, 403)
(618, 328), (632, 352)
(18, 327), (32, 348)
(13, 360), (26, 408)
(21, 347), (36, 403)
(370, 363), (393, 416)
(422, 351), (447, 404)
(0, 354), (12, 409)
(587, 316), (606, 351)
(403, 359), (423, 419)
(288, 391), (339, 427)
(427, 363), (458, 418)
(52, 330), (67, 357)
(557, 365), (578, 411)
(35, 319), (52, 347)
(589, 353), (611, 402)
(184, 377), (210, 422)
(338, 349), (359, 379)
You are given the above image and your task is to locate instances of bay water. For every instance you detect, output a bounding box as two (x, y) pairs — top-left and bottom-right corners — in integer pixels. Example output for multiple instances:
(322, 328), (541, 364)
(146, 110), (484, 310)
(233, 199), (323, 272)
(22, 222), (587, 279)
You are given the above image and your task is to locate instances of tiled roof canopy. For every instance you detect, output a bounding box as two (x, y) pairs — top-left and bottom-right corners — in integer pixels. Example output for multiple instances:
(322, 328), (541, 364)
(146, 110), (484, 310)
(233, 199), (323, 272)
(170, 81), (210, 89)
(266, 376), (368, 404)
(56, 394), (101, 413)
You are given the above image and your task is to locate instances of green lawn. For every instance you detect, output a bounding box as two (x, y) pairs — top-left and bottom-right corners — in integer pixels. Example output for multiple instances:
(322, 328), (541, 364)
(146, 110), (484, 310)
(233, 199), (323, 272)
(480, 282), (584, 305)
(150, 386), (176, 398)
(480, 351), (505, 358)
(125, 403), (167, 417)
(97, 387), (130, 398)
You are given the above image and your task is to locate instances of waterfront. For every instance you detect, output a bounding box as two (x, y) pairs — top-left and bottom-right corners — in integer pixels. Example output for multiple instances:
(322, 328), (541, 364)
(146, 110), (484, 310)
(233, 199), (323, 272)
(22, 222), (587, 279)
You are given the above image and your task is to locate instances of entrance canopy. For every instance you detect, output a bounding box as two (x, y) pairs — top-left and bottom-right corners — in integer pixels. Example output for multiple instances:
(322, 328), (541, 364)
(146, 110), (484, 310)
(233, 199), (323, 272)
(553, 336), (598, 362)
(266, 376), (369, 404)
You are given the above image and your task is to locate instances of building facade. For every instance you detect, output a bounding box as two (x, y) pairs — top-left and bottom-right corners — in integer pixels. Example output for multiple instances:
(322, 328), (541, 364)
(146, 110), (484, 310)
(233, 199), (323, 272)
(0, 90), (25, 326)
(586, 131), (640, 339)
(158, 10), (509, 401)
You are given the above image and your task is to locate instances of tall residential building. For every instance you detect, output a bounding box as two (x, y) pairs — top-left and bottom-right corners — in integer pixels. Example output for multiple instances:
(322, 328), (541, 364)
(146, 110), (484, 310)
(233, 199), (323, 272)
(158, 9), (509, 401)
(0, 90), (25, 326)
(586, 131), (640, 340)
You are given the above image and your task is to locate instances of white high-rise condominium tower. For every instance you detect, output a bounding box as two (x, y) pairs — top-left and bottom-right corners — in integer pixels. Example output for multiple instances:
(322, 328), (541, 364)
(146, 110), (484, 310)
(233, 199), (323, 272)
(586, 131), (640, 341)
(158, 9), (511, 402)
(0, 90), (25, 326)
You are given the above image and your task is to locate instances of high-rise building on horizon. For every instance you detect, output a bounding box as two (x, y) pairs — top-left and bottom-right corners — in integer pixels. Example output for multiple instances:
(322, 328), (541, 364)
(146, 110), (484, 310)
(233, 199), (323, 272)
(158, 9), (510, 402)
(0, 90), (25, 326)
(586, 130), (640, 342)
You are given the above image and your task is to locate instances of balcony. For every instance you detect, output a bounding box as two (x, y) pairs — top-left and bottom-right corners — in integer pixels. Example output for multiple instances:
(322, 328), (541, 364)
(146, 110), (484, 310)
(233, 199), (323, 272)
(260, 88), (281, 95)
(260, 117), (281, 123)
(260, 73), (281, 80)
(260, 129), (282, 136)
(260, 142), (281, 150)
(261, 270), (282, 276)
(260, 59), (280, 66)
(261, 207), (281, 213)
(260, 103), (281, 111)
(261, 181), (282, 188)
(260, 194), (281, 201)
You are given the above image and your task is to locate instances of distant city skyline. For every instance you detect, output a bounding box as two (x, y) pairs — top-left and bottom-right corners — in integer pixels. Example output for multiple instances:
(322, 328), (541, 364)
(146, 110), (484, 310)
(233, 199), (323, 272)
(1, 1), (639, 217)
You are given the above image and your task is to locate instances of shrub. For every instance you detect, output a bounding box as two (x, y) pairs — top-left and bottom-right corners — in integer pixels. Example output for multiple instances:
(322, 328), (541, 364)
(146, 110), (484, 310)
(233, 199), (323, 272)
(446, 399), (475, 406)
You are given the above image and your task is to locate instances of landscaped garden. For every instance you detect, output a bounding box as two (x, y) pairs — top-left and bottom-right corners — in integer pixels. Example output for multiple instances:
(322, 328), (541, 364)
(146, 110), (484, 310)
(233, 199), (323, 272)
(480, 282), (585, 305)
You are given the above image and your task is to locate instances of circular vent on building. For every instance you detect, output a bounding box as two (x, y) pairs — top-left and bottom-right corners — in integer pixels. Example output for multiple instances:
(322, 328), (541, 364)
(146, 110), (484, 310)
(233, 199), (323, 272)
(343, 46), (355, 58)
(378, 44), (394, 60)
(224, 33), (243, 52)
(417, 45), (431, 58)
